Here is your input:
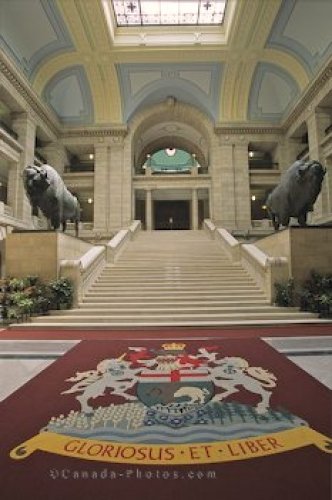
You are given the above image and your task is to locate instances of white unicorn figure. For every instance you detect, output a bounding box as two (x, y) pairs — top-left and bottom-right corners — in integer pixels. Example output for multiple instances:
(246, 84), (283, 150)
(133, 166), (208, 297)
(61, 355), (140, 414)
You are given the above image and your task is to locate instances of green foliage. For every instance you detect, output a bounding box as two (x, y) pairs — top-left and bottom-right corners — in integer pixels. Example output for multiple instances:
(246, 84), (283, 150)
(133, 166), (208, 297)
(299, 271), (332, 318)
(0, 276), (74, 324)
(6, 278), (26, 292)
(48, 277), (73, 309)
(274, 278), (295, 307)
(274, 271), (332, 318)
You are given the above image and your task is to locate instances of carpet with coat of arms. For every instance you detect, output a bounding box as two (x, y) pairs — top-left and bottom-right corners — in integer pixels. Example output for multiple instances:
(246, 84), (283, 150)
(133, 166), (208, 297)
(0, 337), (331, 500)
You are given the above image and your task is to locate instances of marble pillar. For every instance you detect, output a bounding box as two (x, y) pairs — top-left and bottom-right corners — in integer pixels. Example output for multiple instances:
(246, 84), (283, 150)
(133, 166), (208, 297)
(9, 113), (36, 223)
(93, 143), (109, 235)
(145, 188), (153, 230)
(191, 188), (198, 229)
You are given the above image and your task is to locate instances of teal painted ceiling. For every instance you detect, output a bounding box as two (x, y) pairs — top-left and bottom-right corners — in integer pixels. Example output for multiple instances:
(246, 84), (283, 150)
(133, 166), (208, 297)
(147, 148), (195, 172)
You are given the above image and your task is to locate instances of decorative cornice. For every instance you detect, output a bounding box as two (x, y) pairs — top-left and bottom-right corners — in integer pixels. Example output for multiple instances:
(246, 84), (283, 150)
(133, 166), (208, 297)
(214, 125), (283, 135)
(0, 55), (58, 136)
(283, 59), (332, 130)
(59, 127), (128, 139)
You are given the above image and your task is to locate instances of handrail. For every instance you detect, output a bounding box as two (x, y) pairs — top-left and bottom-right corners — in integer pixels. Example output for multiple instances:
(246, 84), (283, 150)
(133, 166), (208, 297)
(203, 219), (216, 238)
(213, 226), (289, 302)
(215, 228), (240, 262)
(107, 220), (141, 263)
(60, 245), (106, 306)
(60, 221), (142, 305)
(241, 244), (289, 301)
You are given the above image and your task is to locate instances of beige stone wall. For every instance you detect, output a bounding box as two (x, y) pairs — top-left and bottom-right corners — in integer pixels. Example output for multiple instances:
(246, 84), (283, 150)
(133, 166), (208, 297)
(57, 233), (92, 261)
(5, 231), (93, 282)
(256, 228), (332, 284)
(255, 229), (291, 259)
(290, 228), (332, 282)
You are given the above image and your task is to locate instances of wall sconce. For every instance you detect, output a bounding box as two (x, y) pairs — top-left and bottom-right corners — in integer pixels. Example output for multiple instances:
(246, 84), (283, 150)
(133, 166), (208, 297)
(251, 195), (256, 201)
(87, 198), (93, 204)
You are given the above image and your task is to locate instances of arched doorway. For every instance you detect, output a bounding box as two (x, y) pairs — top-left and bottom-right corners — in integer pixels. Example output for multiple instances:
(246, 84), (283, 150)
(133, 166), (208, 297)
(130, 100), (213, 230)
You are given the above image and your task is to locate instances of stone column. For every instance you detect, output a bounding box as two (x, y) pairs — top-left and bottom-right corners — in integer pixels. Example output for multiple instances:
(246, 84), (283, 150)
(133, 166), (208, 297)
(121, 137), (132, 228)
(108, 135), (131, 232)
(233, 141), (251, 229)
(325, 157), (332, 214)
(307, 109), (331, 221)
(307, 110), (330, 161)
(42, 143), (68, 175)
(93, 142), (109, 236)
(145, 188), (153, 230)
(210, 136), (236, 229)
(9, 113), (36, 223)
(275, 137), (297, 179)
(191, 188), (198, 229)
(281, 137), (301, 170)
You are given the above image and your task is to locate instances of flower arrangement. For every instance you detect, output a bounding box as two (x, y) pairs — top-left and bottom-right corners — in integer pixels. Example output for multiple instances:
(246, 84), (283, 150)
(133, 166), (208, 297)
(0, 276), (73, 324)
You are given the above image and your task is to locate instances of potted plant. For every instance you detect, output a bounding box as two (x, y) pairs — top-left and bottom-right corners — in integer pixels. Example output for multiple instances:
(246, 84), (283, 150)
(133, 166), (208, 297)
(318, 293), (332, 318)
(48, 277), (73, 310)
(298, 270), (332, 318)
(33, 284), (53, 315)
(274, 278), (295, 307)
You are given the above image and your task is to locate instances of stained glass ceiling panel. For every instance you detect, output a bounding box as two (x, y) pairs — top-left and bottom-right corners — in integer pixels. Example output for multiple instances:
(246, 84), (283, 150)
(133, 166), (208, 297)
(112, 1), (227, 26)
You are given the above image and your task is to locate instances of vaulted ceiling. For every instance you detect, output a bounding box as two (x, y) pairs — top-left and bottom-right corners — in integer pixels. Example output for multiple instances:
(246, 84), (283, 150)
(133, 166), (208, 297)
(1, 0), (332, 128)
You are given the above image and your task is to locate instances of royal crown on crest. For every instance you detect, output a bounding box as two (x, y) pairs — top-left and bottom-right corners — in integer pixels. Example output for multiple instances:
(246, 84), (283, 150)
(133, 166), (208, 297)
(161, 342), (186, 351)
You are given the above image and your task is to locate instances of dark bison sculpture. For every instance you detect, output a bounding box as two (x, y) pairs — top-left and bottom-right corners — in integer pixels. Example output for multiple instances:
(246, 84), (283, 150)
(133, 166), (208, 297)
(266, 159), (326, 230)
(23, 164), (80, 236)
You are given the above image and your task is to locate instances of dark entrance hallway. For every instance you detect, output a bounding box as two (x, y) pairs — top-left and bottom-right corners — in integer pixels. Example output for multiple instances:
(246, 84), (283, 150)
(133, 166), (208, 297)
(154, 200), (190, 229)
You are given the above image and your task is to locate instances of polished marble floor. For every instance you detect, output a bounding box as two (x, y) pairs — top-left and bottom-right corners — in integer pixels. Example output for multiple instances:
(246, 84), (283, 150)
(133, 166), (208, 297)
(0, 337), (331, 402)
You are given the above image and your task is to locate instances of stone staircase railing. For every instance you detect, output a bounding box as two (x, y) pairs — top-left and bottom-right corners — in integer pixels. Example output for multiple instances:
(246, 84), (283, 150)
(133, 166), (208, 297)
(203, 219), (289, 302)
(61, 220), (142, 305)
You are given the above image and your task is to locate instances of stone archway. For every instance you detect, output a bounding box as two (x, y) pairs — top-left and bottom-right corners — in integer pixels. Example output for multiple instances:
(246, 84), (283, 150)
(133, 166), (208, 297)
(128, 98), (214, 229)
(130, 97), (212, 167)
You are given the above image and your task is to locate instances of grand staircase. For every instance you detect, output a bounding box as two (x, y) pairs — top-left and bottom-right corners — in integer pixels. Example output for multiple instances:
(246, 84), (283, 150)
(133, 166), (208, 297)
(22, 230), (318, 328)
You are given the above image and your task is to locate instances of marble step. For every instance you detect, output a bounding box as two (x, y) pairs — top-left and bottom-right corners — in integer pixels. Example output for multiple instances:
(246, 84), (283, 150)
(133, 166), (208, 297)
(79, 299), (270, 307)
(84, 289), (266, 298)
(87, 284), (261, 292)
(30, 310), (317, 324)
(100, 267), (245, 274)
(103, 265), (241, 270)
(50, 305), (284, 316)
(93, 277), (256, 288)
(12, 318), (325, 329)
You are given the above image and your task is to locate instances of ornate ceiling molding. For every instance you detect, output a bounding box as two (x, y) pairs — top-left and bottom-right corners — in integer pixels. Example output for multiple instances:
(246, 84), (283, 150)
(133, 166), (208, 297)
(0, 54), (58, 136)
(283, 59), (332, 130)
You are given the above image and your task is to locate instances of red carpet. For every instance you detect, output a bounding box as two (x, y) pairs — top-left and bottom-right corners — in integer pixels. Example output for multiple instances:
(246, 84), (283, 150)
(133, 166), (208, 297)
(1, 323), (332, 340)
(0, 337), (331, 500)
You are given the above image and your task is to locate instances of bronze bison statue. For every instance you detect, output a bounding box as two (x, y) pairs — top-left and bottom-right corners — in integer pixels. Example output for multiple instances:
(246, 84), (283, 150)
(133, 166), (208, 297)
(266, 159), (326, 230)
(23, 164), (80, 236)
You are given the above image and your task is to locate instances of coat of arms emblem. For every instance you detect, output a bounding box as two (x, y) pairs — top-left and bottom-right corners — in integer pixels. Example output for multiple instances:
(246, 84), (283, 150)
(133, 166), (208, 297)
(10, 342), (332, 464)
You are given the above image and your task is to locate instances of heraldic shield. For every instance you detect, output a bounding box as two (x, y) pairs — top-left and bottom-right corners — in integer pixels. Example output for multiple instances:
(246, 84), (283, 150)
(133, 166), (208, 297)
(136, 343), (214, 420)
(137, 373), (214, 407)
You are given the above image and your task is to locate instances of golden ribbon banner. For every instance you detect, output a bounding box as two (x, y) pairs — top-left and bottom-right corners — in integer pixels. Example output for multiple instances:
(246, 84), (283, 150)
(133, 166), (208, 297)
(10, 427), (332, 465)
